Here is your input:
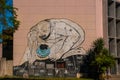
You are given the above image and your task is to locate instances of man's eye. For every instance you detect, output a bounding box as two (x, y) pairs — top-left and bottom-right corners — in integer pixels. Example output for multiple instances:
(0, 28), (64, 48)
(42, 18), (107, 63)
(43, 30), (47, 32)
(39, 35), (47, 40)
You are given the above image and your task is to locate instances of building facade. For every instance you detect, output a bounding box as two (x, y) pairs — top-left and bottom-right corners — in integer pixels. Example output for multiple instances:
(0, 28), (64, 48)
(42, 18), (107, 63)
(13, 0), (104, 77)
(0, 0), (120, 77)
(103, 0), (120, 74)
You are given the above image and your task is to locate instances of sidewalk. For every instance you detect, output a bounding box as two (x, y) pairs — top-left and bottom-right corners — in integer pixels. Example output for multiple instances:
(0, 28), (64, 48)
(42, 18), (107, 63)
(110, 75), (120, 80)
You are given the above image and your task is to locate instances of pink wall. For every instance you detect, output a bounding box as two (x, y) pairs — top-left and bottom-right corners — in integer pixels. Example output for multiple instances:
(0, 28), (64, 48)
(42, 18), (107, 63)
(95, 0), (103, 38)
(13, 0), (103, 66)
(116, 0), (120, 2)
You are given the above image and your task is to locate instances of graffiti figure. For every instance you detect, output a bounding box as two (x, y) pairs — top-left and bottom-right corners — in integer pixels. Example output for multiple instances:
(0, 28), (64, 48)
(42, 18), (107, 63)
(20, 18), (85, 64)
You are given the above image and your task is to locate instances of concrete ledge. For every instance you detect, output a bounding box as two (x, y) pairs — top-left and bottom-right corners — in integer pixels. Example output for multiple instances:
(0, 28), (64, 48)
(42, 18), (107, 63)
(0, 58), (13, 76)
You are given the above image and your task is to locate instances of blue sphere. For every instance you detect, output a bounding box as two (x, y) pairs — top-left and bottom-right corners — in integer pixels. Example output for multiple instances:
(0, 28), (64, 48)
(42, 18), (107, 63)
(36, 47), (50, 57)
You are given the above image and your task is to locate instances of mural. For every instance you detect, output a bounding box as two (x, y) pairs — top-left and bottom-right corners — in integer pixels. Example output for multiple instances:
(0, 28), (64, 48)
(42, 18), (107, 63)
(20, 18), (85, 64)
(14, 18), (86, 77)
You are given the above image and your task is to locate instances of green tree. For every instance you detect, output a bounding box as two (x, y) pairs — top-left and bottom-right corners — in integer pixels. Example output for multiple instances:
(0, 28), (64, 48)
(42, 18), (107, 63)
(92, 38), (115, 80)
(0, 0), (20, 44)
(82, 38), (115, 80)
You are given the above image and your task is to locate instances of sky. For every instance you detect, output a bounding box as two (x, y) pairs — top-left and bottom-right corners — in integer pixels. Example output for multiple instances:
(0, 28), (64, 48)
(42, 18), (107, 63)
(0, 0), (13, 42)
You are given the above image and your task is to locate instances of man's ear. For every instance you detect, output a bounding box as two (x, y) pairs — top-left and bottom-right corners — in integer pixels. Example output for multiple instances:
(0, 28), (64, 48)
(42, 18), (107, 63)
(27, 30), (37, 49)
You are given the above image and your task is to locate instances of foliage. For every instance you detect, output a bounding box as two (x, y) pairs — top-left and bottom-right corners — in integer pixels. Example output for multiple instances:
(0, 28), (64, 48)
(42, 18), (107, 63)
(91, 38), (115, 74)
(92, 48), (115, 73)
(82, 38), (115, 80)
(0, 0), (20, 43)
(0, 76), (93, 80)
(92, 38), (104, 54)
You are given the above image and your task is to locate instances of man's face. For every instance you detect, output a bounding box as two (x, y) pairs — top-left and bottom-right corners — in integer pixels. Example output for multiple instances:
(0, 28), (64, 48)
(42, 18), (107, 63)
(38, 21), (50, 41)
